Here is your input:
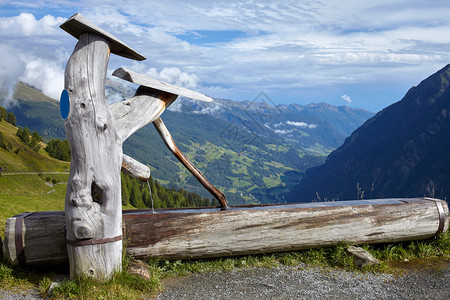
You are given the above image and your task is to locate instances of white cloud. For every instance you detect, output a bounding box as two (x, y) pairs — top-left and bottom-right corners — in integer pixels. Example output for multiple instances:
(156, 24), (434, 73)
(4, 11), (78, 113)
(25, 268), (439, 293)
(341, 94), (352, 103)
(0, 14), (67, 103)
(0, 44), (26, 108)
(167, 100), (183, 113)
(21, 57), (64, 100)
(128, 63), (200, 89)
(192, 102), (223, 115)
(286, 121), (318, 129)
(0, 13), (65, 37)
(274, 129), (294, 135)
(158, 67), (199, 89)
(2, 1), (450, 111)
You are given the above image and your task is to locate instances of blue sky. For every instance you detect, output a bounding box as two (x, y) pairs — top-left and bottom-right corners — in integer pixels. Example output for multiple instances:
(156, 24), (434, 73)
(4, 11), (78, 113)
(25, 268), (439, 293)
(1, 0), (449, 112)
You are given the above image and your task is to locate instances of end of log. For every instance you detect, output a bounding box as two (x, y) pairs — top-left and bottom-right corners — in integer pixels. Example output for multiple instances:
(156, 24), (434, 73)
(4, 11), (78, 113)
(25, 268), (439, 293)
(122, 154), (150, 182)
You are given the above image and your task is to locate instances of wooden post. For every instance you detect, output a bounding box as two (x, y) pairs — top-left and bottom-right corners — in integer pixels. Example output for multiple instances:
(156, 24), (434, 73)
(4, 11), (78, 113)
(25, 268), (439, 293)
(60, 13), (146, 281)
(59, 13), (221, 280)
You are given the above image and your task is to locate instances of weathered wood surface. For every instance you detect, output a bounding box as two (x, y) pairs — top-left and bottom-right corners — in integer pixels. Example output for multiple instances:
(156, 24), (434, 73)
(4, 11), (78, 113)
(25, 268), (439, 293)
(126, 198), (449, 259)
(60, 13), (145, 61)
(3, 212), (67, 266)
(112, 67), (213, 102)
(59, 13), (225, 280)
(122, 154), (150, 182)
(3, 198), (448, 265)
(153, 117), (228, 208)
(63, 30), (123, 280)
(109, 87), (177, 142)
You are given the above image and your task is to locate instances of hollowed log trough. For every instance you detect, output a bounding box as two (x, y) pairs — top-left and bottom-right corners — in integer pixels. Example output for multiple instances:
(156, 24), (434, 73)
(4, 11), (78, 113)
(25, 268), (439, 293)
(2, 198), (448, 266)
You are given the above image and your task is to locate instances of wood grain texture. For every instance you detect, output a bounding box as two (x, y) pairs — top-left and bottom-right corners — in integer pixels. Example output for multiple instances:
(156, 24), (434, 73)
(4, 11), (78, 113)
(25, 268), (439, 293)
(109, 87), (177, 142)
(60, 13), (145, 61)
(64, 32), (122, 280)
(125, 198), (449, 259)
(153, 117), (228, 207)
(122, 154), (150, 182)
(3, 198), (448, 265)
(112, 67), (212, 102)
(3, 212), (67, 266)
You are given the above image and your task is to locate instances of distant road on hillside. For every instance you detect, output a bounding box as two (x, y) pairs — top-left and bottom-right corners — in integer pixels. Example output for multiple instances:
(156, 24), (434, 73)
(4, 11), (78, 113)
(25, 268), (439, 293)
(0, 171), (69, 176)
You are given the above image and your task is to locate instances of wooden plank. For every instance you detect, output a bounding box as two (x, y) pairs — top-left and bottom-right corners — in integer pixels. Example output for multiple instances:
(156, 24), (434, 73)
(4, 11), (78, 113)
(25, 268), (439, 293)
(60, 13), (145, 61)
(2, 198), (448, 265)
(112, 67), (213, 102)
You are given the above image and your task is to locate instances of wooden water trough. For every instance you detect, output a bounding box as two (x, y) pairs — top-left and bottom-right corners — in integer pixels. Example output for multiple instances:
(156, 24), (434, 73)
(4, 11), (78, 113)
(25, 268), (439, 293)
(2, 198), (448, 266)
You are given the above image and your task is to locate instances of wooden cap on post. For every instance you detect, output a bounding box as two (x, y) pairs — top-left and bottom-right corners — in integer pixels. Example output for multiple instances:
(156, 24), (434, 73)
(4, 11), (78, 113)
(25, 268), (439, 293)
(113, 67), (213, 102)
(60, 13), (146, 61)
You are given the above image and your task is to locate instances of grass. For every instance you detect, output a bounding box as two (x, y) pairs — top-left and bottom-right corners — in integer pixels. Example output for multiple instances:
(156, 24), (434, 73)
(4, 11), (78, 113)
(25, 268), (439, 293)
(1, 174), (448, 299)
(0, 174), (68, 239)
(0, 120), (70, 173)
(1, 231), (448, 299)
(1, 255), (161, 300)
(1, 116), (448, 297)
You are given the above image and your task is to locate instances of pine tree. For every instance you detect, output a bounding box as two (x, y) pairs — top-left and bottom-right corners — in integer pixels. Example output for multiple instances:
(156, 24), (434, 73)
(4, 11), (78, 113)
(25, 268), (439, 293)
(121, 182), (130, 206)
(129, 183), (142, 207)
(18, 126), (31, 144)
(0, 106), (7, 121)
(45, 139), (71, 161)
(0, 132), (6, 149)
(6, 112), (16, 126)
(30, 131), (41, 151)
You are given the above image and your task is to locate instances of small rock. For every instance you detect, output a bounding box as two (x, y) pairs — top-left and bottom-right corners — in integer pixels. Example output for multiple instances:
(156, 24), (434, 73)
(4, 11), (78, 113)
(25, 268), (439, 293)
(128, 260), (151, 280)
(48, 274), (69, 295)
(346, 246), (380, 267)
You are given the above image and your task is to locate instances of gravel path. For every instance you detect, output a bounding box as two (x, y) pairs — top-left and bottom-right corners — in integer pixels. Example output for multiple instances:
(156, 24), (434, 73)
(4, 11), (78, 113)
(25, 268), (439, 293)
(157, 260), (450, 300)
(0, 289), (42, 300)
(1, 260), (448, 299)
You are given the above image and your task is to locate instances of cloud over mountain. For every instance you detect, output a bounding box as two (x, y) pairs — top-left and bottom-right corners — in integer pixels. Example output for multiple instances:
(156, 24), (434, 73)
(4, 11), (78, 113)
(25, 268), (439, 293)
(2, 2), (450, 111)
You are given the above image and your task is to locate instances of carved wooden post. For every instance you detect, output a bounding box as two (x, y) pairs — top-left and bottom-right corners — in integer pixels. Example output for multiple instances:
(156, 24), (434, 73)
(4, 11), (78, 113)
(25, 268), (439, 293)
(60, 13), (145, 281)
(60, 13), (225, 280)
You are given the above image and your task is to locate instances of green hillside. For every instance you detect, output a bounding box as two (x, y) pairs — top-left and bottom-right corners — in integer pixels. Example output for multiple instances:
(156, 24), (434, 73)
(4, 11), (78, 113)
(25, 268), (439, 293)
(8, 83), (324, 204)
(0, 119), (70, 172)
(0, 116), (215, 239)
(0, 117), (71, 238)
(10, 82), (66, 140)
(7, 82), (372, 205)
(124, 112), (323, 204)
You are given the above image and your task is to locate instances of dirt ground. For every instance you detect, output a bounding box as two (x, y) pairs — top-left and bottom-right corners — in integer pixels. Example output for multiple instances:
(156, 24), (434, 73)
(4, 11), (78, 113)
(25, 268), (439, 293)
(157, 258), (450, 300)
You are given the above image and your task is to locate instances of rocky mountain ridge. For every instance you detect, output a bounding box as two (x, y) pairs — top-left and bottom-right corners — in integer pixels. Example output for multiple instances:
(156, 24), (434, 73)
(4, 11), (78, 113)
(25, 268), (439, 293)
(286, 64), (450, 203)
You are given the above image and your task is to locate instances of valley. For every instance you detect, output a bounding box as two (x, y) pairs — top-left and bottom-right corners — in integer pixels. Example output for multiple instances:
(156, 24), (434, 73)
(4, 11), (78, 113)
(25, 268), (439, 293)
(5, 82), (372, 205)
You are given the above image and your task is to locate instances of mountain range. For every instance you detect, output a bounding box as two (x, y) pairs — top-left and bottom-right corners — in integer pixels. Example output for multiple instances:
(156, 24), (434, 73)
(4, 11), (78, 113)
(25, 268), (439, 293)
(5, 81), (373, 205)
(286, 64), (450, 203)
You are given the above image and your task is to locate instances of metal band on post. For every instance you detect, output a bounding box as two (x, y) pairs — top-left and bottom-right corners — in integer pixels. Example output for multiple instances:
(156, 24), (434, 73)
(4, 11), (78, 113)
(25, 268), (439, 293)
(422, 198), (446, 235)
(435, 201), (446, 235)
(14, 212), (34, 266)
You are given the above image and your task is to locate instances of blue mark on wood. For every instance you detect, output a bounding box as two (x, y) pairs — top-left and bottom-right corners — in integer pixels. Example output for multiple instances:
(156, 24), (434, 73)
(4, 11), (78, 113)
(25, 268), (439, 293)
(60, 89), (70, 120)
